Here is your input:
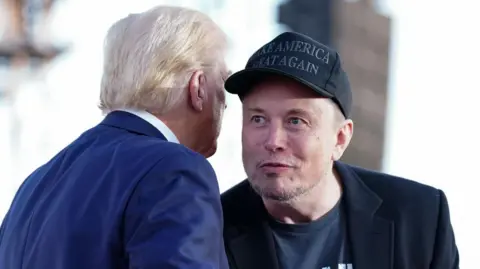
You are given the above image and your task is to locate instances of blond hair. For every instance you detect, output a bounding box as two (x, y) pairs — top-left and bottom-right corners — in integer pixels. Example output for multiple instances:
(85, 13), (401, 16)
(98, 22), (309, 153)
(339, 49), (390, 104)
(99, 5), (227, 114)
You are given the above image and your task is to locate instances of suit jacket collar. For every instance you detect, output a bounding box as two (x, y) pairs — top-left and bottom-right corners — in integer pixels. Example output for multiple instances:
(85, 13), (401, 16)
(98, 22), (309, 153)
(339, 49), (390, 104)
(118, 109), (179, 143)
(100, 111), (167, 140)
(224, 162), (394, 269)
(335, 162), (394, 269)
(224, 184), (280, 269)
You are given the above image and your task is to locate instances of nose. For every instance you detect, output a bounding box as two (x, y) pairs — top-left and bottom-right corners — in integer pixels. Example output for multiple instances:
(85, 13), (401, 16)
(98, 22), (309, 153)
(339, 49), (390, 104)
(264, 125), (287, 153)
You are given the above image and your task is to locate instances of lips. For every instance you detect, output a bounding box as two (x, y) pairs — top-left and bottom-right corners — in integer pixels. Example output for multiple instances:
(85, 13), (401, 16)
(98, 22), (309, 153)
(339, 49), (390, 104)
(259, 162), (292, 168)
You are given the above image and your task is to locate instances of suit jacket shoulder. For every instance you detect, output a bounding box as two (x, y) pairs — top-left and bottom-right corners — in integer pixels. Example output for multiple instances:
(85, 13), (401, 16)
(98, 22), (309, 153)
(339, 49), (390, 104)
(348, 164), (441, 212)
(123, 140), (225, 269)
(0, 112), (227, 269)
(344, 164), (458, 268)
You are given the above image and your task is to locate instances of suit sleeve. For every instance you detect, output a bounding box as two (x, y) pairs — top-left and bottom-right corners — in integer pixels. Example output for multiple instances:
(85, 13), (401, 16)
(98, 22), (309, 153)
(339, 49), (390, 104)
(0, 211), (8, 245)
(430, 189), (459, 269)
(123, 151), (228, 269)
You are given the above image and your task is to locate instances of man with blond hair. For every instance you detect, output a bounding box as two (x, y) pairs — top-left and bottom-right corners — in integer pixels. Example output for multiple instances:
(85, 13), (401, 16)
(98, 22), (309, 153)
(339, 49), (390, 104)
(0, 5), (230, 269)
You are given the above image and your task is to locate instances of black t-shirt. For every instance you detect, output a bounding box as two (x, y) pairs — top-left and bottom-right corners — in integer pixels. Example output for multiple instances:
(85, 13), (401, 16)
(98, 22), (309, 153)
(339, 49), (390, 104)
(268, 199), (353, 269)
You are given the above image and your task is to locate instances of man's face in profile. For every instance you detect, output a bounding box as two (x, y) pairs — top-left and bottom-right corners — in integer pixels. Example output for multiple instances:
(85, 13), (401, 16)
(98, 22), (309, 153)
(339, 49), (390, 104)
(241, 76), (340, 201)
(201, 63), (230, 157)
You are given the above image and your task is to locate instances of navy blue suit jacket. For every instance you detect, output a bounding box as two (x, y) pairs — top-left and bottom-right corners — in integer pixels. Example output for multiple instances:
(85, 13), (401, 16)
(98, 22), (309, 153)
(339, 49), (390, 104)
(0, 111), (228, 269)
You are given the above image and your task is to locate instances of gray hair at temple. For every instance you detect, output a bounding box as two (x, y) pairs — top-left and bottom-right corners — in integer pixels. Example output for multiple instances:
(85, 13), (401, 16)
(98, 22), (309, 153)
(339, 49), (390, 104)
(99, 5), (228, 114)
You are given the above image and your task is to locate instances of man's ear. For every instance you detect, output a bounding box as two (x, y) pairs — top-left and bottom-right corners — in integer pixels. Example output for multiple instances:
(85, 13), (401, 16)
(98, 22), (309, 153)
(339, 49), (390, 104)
(332, 119), (354, 161)
(188, 70), (207, 112)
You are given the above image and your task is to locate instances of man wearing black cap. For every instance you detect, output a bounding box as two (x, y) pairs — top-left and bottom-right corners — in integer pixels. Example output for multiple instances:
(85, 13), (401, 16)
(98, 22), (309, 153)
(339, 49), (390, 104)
(221, 32), (459, 269)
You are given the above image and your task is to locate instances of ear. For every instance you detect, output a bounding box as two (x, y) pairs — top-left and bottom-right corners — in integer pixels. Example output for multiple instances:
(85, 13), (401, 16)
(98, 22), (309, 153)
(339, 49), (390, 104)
(188, 70), (207, 112)
(332, 119), (354, 161)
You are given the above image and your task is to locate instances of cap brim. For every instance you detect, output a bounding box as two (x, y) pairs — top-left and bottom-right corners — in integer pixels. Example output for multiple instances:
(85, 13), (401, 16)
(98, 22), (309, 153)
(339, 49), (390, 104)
(225, 67), (334, 99)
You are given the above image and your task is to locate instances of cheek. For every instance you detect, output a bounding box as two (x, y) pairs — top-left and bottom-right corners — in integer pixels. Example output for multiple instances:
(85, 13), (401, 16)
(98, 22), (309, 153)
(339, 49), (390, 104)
(241, 128), (259, 163)
(215, 104), (224, 124)
(241, 126), (260, 149)
(241, 128), (251, 149)
(211, 96), (224, 122)
(290, 132), (329, 161)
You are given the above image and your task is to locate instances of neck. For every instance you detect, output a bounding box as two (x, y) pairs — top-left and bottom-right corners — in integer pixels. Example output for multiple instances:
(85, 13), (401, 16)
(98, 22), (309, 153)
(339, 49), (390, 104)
(263, 168), (342, 224)
(155, 109), (204, 152)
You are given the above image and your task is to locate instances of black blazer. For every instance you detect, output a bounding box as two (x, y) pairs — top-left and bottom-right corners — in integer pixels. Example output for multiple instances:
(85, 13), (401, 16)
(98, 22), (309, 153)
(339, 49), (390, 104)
(221, 161), (459, 269)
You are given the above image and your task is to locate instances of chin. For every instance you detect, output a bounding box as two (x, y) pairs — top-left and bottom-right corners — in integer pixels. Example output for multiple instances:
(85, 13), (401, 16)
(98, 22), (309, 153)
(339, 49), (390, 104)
(203, 142), (217, 158)
(248, 170), (320, 202)
(255, 187), (299, 202)
(248, 177), (301, 202)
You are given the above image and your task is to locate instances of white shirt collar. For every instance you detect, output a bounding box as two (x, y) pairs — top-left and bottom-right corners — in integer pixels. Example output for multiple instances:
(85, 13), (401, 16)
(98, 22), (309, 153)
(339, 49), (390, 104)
(119, 109), (179, 143)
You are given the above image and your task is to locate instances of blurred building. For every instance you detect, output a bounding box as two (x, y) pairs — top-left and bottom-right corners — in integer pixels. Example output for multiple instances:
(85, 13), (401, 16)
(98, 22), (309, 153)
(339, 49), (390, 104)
(279, 0), (391, 171)
(0, 0), (66, 150)
(0, 0), (66, 94)
(0, 0), (67, 217)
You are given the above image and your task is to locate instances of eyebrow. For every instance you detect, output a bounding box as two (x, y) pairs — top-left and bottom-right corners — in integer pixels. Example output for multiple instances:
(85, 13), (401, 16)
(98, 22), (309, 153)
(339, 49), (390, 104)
(247, 107), (265, 114)
(287, 108), (311, 116)
(246, 107), (314, 116)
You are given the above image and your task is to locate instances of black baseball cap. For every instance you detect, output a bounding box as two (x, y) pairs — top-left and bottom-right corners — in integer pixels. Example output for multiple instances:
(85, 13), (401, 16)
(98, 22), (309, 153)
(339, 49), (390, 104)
(225, 31), (352, 118)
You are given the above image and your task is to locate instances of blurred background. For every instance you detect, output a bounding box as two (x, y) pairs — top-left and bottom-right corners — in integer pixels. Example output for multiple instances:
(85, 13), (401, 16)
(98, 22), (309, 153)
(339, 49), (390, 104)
(0, 0), (479, 266)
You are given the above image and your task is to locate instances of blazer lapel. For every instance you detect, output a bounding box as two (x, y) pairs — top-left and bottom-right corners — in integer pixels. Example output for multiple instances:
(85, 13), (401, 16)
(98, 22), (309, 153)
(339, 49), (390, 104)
(347, 209), (393, 269)
(336, 162), (394, 269)
(227, 221), (279, 269)
(224, 185), (280, 269)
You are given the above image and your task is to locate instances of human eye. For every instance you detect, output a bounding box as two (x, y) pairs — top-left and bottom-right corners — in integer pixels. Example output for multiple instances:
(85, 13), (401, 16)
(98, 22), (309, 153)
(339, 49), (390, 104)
(288, 117), (305, 126)
(250, 115), (266, 125)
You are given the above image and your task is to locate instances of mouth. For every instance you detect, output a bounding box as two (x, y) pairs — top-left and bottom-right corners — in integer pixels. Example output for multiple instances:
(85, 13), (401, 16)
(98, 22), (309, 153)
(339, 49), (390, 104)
(259, 162), (292, 168)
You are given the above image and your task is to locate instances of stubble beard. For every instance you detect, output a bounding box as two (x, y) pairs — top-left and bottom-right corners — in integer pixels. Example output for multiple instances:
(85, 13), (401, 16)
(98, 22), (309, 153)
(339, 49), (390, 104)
(248, 172), (321, 203)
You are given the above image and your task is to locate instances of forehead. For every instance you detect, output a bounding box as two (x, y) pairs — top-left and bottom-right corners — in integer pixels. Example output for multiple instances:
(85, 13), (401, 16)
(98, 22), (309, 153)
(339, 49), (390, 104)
(243, 77), (332, 115)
